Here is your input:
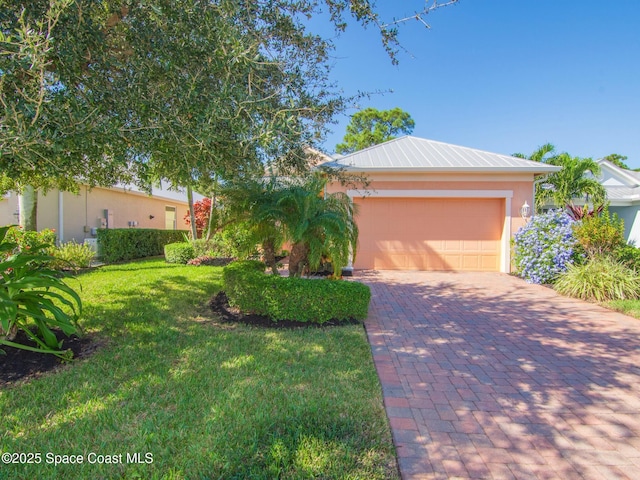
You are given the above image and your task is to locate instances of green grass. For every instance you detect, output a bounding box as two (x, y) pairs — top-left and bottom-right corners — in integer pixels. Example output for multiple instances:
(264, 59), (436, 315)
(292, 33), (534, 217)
(0, 259), (397, 479)
(604, 299), (640, 319)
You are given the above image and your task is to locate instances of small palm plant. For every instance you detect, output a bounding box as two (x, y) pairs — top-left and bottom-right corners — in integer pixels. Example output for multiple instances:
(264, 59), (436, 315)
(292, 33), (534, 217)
(0, 226), (82, 359)
(277, 174), (358, 277)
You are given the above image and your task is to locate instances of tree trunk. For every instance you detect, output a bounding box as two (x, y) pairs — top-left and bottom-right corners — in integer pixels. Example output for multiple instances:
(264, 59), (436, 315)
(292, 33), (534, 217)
(18, 185), (38, 231)
(205, 177), (218, 241)
(288, 242), (309, 277)
(187, 185), (197, 240)
(262, 238), (278, 275)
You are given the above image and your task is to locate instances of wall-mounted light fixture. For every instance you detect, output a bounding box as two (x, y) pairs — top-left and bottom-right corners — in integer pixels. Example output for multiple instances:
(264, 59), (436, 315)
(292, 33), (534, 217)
(149, 215), (155, 220)
(520, 201), (531, 222)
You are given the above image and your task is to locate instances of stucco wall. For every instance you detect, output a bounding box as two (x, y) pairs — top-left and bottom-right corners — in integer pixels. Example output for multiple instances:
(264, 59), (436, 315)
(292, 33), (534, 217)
(1, 187), (190, 243)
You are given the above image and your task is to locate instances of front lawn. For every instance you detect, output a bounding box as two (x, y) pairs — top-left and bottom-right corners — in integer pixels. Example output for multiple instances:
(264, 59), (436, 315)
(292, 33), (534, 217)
(0, 259), (397, 479)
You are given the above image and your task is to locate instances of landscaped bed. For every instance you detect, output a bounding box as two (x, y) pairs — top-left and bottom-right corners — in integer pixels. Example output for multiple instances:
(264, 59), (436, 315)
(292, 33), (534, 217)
(0, 259), (397, 479)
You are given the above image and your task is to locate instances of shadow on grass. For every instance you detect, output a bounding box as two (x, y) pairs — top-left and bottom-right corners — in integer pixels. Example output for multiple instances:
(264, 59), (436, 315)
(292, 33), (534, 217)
(361, 270), (640, 478)
(0, 264), (396, 480)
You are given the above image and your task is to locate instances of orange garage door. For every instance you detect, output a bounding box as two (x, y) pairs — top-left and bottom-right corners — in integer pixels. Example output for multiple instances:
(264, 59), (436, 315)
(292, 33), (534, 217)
(354, 197), (504, 271)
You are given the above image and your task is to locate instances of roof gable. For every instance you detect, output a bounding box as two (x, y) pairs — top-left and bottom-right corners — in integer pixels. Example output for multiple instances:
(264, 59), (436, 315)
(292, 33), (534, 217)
(597, 159), (640, 187)
(326, 136), (560, 174)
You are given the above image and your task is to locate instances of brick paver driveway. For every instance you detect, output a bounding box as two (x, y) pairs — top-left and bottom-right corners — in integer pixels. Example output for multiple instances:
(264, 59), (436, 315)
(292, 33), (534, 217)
(360, 270), (640, 479)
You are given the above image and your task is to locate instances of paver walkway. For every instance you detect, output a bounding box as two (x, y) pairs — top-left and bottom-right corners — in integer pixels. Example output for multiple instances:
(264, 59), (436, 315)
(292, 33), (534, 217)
(360, 270), (640, 479)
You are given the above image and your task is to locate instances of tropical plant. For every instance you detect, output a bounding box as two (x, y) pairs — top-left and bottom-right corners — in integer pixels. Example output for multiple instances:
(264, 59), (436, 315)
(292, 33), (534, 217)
(49, 241), (96, 271)
(513, 143), (557, 164)
(0, 226), (82, 359)
(513, 210), (579, 284)
(538, 154), (606, 209)
(513, 145), (607, 212)
(554, 256), (640, 302)
(277, 175), (358, 277)
(336, 107), (415, 154)
(221, 176), (287, 274)
(565, 203), (604, 221)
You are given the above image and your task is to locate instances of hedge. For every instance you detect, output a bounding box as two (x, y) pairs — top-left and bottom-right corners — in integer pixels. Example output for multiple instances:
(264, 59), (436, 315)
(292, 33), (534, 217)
(222, 261), (371, 324)
(164, 242), (196, 264)
(97, 228), (188, 263)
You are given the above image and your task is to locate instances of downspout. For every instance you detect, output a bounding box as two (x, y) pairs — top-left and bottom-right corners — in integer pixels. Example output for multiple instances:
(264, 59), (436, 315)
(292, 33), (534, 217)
(58, 190), (64, 246)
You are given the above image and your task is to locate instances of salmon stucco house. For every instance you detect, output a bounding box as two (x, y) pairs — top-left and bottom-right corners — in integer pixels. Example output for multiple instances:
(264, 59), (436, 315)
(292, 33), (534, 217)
(325, 136), (560, 273)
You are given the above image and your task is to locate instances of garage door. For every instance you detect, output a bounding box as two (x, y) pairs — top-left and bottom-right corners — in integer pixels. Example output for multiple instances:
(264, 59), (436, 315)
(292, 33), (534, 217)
(354, 197), (503, 271)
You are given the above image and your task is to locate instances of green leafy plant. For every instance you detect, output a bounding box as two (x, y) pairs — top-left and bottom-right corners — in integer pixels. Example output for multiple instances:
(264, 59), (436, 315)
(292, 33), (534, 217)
(223, 261), (370, 324)
(572, 208), (626, 259)
(49, 241), (95, 271)
(6, 226), (57, 255)
(554, 256), (640, 302)
(0, 226), (82, 359)
(164, 242), (196, 264)
(209, 221), (258, 260)
(615, 244), (640, 271)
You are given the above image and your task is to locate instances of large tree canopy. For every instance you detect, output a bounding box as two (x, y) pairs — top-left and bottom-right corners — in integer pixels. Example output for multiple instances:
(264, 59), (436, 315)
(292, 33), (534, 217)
(1, 1), (458, 201)
(335, 107), (415, 154)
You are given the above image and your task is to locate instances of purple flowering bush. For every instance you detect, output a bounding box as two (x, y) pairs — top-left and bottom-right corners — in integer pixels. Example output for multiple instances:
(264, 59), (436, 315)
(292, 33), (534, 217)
(513, 210), (579, 284)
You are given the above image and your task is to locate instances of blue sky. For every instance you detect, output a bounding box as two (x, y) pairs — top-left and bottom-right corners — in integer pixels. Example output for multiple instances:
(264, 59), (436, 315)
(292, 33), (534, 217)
(315, 0), (640, 167)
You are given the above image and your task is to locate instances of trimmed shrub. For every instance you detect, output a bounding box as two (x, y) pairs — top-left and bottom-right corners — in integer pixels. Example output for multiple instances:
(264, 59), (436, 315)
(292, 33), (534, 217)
(97, 228), (187, 263)
(49, 241), (95, 271)
(513, 210), (579, 284)
(222, 261), (371, 324)
(555, 256), (640, 302)
(164, 242), (196, 264)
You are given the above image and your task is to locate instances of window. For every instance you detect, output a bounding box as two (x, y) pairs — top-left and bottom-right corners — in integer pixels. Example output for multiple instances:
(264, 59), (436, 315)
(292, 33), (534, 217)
(165, 206), (177, 230)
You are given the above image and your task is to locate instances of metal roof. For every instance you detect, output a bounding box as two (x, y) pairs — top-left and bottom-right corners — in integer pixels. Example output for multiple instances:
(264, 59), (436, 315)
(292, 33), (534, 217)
(605, 186), (640, 200)
(325, 136), (561, 173)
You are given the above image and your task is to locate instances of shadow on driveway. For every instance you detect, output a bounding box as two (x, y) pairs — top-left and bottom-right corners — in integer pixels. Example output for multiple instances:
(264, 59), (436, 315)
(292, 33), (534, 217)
(361, 270), (640, 479)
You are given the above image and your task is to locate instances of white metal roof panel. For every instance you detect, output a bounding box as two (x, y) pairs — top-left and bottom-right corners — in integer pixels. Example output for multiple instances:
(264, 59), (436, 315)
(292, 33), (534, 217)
(326, 136), (560, 173)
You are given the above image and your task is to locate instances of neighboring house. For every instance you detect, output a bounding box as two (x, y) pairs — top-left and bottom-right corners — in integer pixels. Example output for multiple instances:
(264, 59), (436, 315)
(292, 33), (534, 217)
(0, 183), (199, 244)
(325, 136), (560, 273)
(595, 159), (640, 246)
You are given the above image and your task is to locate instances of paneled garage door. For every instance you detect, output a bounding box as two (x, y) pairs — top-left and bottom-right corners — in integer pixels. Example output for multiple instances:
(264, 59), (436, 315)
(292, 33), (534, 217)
(354, 197), (504, 271)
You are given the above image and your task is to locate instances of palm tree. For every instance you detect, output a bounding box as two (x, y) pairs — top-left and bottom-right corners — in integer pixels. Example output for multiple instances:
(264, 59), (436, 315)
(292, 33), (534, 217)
(512, 143), (556, 164)
(514, 143), (606, 211)
(222, 176), (285, 274)
(277, 174), (358, 277)
(537, 153), (606, 211)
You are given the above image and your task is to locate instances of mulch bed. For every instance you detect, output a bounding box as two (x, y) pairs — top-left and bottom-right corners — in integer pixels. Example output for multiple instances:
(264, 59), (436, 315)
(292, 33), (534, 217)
(0, 329), (98, 387)
(209, 291), (361, 329)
